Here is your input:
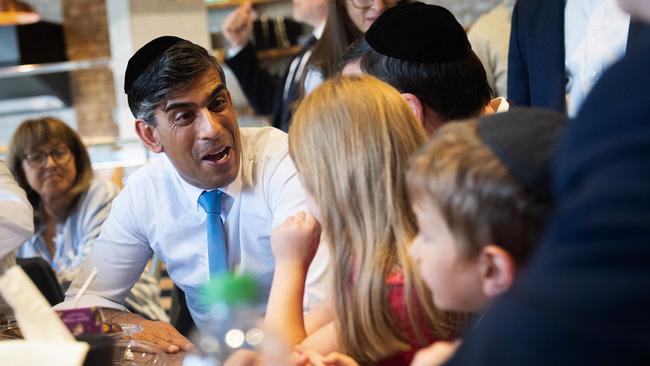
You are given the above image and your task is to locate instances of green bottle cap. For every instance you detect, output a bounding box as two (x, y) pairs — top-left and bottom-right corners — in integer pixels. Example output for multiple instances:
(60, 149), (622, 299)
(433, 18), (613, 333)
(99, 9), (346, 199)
(199, 273), (260, 307)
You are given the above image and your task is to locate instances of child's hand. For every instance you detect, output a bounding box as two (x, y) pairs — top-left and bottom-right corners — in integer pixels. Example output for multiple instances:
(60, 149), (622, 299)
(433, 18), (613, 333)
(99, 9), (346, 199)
(320, 352), (359, 366)
(271, 211), (322, 269)
(294, 346), (359, 366)
(410, 340), (461, 366)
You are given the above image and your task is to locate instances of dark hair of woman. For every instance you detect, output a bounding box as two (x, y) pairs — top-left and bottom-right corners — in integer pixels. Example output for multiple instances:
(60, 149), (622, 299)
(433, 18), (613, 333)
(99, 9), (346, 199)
(7, 117), (93, 226)
(308, 0), (364, 79)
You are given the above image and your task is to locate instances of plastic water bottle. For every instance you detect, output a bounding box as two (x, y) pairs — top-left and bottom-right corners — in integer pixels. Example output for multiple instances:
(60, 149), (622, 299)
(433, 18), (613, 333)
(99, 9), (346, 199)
(183, 274), (265, 366)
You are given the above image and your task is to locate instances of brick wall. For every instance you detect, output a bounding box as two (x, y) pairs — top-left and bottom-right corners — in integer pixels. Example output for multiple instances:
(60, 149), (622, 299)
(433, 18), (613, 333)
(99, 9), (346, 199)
(61, 0), (118, 138)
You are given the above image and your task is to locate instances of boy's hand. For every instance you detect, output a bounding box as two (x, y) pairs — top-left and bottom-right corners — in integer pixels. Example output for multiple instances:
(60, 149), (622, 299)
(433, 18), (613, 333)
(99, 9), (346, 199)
(222, 1), (254, 48)
(410, 340), (462, 366)
(271, 211), (321, 269)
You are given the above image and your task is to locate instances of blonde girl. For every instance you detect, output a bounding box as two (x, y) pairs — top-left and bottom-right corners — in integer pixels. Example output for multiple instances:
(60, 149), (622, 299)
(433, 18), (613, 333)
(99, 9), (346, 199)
(266, 75), (463, 365)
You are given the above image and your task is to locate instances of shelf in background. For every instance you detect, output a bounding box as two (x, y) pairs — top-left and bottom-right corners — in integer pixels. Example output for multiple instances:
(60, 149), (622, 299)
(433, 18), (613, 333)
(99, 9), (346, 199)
(206, 0), (288, 9)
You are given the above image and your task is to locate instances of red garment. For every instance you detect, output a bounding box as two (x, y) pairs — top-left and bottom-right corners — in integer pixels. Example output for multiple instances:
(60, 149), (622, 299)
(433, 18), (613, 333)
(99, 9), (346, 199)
(376, 271), (437, 366)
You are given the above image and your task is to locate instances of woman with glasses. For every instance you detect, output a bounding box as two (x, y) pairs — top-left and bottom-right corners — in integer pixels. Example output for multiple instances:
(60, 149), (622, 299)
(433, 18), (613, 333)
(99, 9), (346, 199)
(303, 0), (402, 92)
(7, 117), (168, 321)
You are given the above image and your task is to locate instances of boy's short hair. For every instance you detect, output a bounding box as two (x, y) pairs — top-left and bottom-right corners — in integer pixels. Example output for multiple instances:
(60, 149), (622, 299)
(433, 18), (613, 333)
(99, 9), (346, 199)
(407, 109), (565, 265)
(359, 2), (492, 122)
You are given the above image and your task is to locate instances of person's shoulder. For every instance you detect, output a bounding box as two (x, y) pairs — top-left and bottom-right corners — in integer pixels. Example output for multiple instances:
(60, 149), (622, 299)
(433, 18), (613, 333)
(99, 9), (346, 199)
(83, 179), (120, 204)
(122, 156), (169, 185)
(240, 126), (289, 159)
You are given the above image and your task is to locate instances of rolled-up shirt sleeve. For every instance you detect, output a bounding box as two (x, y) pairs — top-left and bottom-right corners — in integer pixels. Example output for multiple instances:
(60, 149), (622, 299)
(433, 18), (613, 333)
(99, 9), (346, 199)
(55, 183), (153, 311)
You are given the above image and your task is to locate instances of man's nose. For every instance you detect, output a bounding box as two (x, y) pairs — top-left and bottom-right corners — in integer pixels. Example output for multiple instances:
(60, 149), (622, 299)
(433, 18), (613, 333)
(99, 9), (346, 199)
(197, 109), (223, 138)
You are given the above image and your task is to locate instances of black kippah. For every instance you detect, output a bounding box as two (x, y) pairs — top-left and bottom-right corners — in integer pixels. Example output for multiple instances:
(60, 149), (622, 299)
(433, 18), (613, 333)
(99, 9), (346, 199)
(124, 36), (186, 94)
(365, 2), (470, 63)
(477, 108), (566, 201)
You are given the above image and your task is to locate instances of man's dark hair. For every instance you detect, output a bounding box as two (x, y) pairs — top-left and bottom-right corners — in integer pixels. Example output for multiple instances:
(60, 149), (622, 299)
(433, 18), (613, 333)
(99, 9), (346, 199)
(356, 37), (492, 122)
(127, 40), (226, 126)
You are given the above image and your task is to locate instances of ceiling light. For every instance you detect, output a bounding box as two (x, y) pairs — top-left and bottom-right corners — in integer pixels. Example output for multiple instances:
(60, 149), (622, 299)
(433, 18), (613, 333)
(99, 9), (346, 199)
(0, 0), (40, 26)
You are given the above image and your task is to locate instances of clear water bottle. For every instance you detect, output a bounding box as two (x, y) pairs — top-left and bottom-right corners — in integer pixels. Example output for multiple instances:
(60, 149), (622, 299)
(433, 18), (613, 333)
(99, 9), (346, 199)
(183, 274), (265, 366)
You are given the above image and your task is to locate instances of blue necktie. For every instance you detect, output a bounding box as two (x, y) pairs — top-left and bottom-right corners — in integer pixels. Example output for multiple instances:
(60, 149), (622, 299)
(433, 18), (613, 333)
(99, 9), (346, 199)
(198, 190), (228, 276)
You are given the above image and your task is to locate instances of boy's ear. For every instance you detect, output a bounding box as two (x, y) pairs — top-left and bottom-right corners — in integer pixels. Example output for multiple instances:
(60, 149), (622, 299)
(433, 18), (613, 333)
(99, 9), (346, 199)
(135, 119), (164, 153)
(478, 245), (516, 298)
(401, 93), (425, 122)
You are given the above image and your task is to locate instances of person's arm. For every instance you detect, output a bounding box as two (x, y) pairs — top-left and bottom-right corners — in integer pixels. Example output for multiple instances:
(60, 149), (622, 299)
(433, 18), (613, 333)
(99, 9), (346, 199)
(266, 212), (321, 346)
(222, 2), (282, 116)
(53, 185), (190, 353)
(0, 161), (33, 260)
(506, 0), (531, 106)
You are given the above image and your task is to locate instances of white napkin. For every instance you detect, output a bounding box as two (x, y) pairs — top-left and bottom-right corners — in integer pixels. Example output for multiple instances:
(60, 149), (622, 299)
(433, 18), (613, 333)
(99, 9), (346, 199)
(0, 341), (89, 366)
(0, 266), (74, 342)
(0, 266), (90, 366)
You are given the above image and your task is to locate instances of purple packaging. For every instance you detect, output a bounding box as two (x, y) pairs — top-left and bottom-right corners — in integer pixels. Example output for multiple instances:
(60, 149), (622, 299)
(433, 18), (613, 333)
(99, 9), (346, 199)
(57, 307), (103, 336)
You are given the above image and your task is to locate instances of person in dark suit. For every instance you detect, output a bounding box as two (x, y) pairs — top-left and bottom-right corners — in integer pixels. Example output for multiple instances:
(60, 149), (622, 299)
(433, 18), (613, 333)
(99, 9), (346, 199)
(443, 1), (650, 364)
(507, 0), (650, 116)
(222, 0), (327, 131)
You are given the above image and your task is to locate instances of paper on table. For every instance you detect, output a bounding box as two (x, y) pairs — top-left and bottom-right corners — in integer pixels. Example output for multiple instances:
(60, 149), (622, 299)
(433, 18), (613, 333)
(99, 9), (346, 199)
(0, 266), (75, 342)
(0, 341), (89, 366)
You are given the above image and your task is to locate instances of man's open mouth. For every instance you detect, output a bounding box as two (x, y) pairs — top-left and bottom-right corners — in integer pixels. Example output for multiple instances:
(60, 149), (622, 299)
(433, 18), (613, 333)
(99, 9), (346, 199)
(202, 146), (231, 163)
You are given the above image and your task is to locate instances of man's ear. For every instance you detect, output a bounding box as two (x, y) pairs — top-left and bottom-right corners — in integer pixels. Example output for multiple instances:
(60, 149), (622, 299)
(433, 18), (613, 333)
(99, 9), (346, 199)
(478, 245), (516, 298)
(135, 119), (164, 153)
(401, 93), (425, 122)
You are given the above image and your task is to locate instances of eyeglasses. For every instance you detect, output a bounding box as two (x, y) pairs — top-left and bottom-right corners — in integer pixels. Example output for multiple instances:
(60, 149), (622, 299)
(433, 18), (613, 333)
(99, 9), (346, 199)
(349, 0), (401, 10)
(23, 148), (73, 168)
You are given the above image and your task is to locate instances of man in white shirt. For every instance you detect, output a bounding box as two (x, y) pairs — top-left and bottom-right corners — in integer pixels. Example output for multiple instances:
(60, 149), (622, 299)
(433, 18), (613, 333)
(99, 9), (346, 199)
(57, 36), (329, 353)
(0, 161), (34, 316)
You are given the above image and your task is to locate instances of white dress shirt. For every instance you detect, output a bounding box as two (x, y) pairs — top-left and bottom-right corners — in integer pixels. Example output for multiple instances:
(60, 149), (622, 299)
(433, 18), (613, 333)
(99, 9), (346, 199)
(565, 0), (630, 117)
(57, 127), (330, 332)
(0, 161), (34, 315)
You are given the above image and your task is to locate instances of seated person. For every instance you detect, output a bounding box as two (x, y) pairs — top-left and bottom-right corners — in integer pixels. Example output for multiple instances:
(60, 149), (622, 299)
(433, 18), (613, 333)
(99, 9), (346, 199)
(340, 2), (507, 135)
(6, 117), (168, 321)
(54, 36), (330, 353)
(407, 108), (565, 365)
(265, 75), (466, 366)
(0, 161), (33, 318)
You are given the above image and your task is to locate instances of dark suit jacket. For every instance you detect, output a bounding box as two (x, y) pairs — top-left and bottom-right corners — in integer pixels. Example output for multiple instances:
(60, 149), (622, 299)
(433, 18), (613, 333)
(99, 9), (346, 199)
(446, 40), (650, 365)
(225, 37), (316, 132)
(507, 0), (650, 113)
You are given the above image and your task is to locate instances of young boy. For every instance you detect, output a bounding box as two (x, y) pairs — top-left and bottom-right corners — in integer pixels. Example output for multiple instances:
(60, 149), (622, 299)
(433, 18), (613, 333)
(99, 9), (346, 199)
(407, 108), (565, 365)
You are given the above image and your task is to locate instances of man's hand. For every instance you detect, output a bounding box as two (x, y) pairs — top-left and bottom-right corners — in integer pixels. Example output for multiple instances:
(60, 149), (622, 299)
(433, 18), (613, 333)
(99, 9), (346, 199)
(222, 2), (255, 49)
(103, 309), (193, 353)
(133, 320), (194, 353)
(271, 211), (322, 270)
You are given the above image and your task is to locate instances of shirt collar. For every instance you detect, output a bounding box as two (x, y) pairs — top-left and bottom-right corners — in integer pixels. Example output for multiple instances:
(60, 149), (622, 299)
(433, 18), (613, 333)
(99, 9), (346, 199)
(161, 152), (243, 213)
(313, 21), (325, 39)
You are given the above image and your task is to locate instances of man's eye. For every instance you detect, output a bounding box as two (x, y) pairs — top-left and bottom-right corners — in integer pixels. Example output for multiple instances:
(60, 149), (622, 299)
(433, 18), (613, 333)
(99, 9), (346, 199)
(209, 98), (227, 112)
(173, 111), (195, 125)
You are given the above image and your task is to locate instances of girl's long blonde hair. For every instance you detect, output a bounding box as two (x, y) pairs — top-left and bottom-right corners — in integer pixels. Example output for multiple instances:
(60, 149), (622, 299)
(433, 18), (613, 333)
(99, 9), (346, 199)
(289, 75), (460, 363)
